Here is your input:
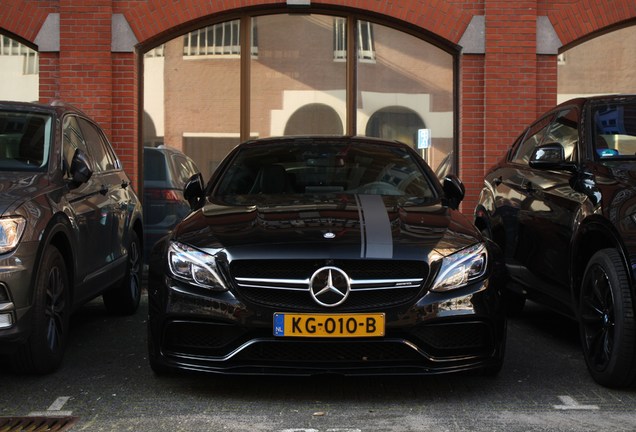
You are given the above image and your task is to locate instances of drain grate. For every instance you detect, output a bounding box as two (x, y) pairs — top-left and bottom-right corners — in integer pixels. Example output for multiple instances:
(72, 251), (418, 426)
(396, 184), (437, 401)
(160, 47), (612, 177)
(0, 416), (78, 432)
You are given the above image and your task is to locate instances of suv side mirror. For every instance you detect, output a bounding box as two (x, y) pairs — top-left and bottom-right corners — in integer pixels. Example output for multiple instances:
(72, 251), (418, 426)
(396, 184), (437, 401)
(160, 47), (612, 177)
(442, 174), (465, 210)
(184, 173), (205, 210)
(529, 143), (577, 172)
(70, 148), (93, 184)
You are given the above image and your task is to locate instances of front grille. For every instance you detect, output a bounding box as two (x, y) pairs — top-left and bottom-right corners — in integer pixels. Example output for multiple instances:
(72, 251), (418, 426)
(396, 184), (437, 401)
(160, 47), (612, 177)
(232, 340), (423, 363)
(230, 259), (427, 311)
(164, 321), (249, 355)
(408, 321), (494, 357)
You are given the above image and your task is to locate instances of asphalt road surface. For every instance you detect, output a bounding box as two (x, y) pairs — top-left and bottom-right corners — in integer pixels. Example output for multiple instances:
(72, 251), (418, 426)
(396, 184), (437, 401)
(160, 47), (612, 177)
(1, 293), (635, 431)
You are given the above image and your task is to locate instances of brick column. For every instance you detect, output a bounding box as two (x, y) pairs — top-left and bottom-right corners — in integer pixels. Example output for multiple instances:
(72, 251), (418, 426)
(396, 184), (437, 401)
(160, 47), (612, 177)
(59, 0), (113, 137)
(112, 52), (139, 188)
(55, 1), (139, 189)
(483, 0), (539, 169)
(459, 54), (486, 214)
(39, 52), (60, 102)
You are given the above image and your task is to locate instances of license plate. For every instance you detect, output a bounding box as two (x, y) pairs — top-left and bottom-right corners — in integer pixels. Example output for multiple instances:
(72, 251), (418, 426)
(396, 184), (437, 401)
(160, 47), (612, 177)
(273, 312), (385, 337)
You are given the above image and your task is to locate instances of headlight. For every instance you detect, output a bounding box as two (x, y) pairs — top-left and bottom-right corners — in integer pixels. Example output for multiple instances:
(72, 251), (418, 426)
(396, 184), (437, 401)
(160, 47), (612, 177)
(168, 241), (227, 291)
(0, 216), (26, 254)
(430, 243), (488, 292)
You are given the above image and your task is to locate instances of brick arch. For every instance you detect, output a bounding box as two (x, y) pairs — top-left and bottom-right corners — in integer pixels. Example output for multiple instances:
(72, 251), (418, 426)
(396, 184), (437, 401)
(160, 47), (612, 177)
(120, 0), (472, 48)
(546, 0), (636, 48)
(0, 0), (50, 46)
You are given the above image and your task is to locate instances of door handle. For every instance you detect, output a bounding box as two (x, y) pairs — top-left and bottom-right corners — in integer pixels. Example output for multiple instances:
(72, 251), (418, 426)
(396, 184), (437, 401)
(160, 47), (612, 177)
(492, 176), (502, 187)
(99, 185), (109, 195)
(121, 180), (129, 189)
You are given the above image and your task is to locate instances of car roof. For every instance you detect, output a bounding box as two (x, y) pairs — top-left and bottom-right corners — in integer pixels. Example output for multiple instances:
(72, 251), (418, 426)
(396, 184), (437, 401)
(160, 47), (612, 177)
(555, 94), (636, 110)
(238, 135), (411, 149)
(144, 145), (189, 156)
(0, 100), (88, 118)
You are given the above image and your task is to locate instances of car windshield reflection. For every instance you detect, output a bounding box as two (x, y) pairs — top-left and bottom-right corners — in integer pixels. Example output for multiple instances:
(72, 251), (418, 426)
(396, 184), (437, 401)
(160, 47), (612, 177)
(213, 140), (437, 206)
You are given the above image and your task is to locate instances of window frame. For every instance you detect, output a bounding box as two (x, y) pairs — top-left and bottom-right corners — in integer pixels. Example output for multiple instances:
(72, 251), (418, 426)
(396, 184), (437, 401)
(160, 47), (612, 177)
(77, 117), (120, 173)
(510, 113), (555, 166)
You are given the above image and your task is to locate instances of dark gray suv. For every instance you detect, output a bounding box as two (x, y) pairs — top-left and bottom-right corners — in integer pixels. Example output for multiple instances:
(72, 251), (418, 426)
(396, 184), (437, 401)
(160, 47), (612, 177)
(0, 100), (143, 374)
(143, 146), (199, 262)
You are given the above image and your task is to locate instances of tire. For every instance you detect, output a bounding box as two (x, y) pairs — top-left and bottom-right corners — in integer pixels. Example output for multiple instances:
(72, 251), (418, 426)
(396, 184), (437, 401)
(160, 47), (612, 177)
(103, 231), (141, 316)
(13, 245), (70, 374)
(579, 248), (636, 388)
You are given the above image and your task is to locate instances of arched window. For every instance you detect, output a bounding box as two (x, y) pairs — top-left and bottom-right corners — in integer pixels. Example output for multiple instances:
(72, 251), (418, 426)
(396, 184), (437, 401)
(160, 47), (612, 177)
(143, 12), (456, 180)
(558, 26), (636, 102)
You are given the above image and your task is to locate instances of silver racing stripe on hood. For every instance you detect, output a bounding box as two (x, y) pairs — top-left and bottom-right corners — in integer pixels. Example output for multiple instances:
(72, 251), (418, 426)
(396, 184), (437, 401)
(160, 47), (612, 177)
(356, 194), (393, 259)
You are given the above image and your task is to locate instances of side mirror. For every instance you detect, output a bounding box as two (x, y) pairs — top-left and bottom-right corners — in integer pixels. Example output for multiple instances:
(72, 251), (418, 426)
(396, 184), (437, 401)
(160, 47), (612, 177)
(442, 174), (465, 210)
(70, 149), (93, 184)
(529, 143), (576, 172)
(184, 173), (205, 210)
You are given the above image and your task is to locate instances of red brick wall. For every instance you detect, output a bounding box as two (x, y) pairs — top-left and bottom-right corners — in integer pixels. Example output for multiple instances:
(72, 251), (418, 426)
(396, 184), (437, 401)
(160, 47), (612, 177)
(459, 54), (485, 213)
(112, 52), (138, 189)
(2, 0), (636, 208)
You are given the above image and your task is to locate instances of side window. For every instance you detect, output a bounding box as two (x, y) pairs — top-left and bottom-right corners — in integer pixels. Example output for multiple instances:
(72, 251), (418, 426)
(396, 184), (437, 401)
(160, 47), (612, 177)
(62, 115), (90, 178)
(172, 154), (198, 185)
(78, 118), (118, 172)
(511, 114), (554, 165)
(544, 108), (579, 162)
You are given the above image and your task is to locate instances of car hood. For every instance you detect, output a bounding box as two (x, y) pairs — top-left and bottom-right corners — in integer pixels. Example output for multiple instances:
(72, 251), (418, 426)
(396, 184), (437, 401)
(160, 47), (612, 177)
(0, 172), (48, 215)
(172, 195), (480, 261)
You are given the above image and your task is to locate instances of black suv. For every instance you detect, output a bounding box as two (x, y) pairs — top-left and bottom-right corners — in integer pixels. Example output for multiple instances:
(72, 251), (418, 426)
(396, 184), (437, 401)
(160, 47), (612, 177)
(0, 100), (143, 373)
(475, 95), (636, 388)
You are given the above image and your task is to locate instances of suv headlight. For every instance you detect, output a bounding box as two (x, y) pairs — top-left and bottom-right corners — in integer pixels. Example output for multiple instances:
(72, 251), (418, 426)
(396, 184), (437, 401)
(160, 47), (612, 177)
(0, 216), (26, 254)
(430, 243), (488, 292)
(168, 241), (227, 291)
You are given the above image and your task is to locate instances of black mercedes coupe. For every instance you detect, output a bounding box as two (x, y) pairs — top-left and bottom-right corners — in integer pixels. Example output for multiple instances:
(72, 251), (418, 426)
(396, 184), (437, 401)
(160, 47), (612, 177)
(147, 136), (506, 376)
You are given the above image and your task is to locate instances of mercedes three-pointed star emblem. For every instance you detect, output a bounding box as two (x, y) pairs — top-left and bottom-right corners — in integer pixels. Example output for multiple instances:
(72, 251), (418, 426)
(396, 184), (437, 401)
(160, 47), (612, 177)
(309, 266), (351, 307)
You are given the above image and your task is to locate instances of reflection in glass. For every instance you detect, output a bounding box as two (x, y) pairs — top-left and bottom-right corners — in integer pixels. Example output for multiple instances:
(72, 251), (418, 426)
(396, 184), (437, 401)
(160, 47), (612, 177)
(0, 36), (39, 101)
(143, 14), (456, 181)
(558, 26), (636, 102)
(357, 23), (454, 173)
(250, 15), (347, 138)
(146, 24), (242, 180)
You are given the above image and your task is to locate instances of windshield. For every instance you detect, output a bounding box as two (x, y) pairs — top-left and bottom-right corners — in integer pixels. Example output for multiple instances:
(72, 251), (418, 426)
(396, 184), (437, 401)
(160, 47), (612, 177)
(213, 140), (437, 205)
(593, 102), (636, 160)
(0, 110), (52, 171)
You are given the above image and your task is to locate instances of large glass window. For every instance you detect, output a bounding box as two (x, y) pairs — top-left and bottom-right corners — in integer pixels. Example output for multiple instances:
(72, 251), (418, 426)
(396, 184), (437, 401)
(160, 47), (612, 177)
(357, 24), (454, 172)
(250, 14), (347, 138)
(143, 12), (456, 181)
(558, 26), (636, 102)
(0, 35), (38, 101)
(147, 24), (242, 180)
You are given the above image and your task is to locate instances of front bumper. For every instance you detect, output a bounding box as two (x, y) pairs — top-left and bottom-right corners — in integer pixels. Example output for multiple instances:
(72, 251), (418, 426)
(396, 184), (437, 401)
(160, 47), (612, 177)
(0, 241), (39, 350)
(148, 277), (506, 376)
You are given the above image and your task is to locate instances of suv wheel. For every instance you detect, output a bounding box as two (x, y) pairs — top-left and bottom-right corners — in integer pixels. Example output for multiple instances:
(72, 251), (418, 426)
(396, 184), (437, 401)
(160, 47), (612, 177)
(103, 231), (141, 315)
(14, 245), (69, 374)
(579, 248), (636, 388)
